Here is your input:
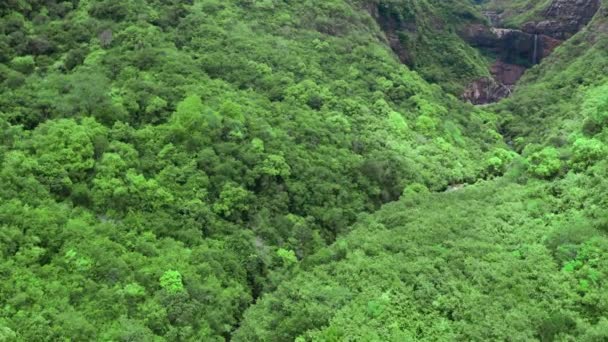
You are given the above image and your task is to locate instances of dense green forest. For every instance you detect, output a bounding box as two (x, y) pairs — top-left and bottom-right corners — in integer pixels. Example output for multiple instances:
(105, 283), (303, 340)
(0, 0), (607, 341)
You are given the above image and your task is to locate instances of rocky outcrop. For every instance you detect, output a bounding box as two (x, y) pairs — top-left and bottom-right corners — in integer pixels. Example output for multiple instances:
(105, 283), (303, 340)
(522, 0), (601, 39)
(369, 0), (601, 104)
(462, 0), (601, 104)
(462, 77), (511, 105)
(367, 3), (415, 65)
(461, 26), (560, 104)
(462, 61), (527, 104)
(491, 61), (527, 86)
(482, 10), (502, 27)
(462, 25), (561, 66)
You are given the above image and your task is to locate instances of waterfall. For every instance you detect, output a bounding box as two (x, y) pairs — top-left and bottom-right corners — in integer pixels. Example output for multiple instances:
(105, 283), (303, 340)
(483, 11), (497, 27)
(532, 34), (539, 64)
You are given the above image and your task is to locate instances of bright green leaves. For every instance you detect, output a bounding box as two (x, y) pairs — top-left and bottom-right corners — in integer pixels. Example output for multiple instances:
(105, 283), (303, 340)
(160, 270), (185, 294)
(366, 292), (390, 319)
(92, 152), (174, 213)
(571, 137), (606, 170)
(485, 148), (517, 177)
(170, 94), (221, 147)
(560, 239), (608, 299)
(64, 248), (93, 272)
(276, 248), (297, 266)
(285, 80), (331, 110)
(219, 100), (245, 123)
(0, 325), (17, 341)
(10, 55), (35, 74)
(257, 154), (291, 178)
(415, 115), (438, 135)
(581, 82), (608, 127)
(400, 183), (429, 204)
(123, 283), (147, 298)
(523, 137), (606, 177)
(145, 96), (168, 116)
(30, 119), (101, 193)
(387, 111), (409, 137)
(212, 183), (251, 219)
(33, 119), (96, 173)
(251, 138), (265, 153)
(172, 95), (207, 130)
(526, 146), (562, 179)
(412, 95), (446, 136)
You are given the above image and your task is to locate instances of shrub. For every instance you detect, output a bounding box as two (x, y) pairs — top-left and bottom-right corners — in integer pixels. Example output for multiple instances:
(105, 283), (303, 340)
(527, 147), (562, 178)
(571, 137), (606, 171)
(10, 55), (35, 74)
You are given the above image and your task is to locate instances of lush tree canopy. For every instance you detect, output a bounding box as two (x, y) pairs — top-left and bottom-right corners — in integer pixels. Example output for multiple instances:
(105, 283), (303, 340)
(1, 0), (607, 340)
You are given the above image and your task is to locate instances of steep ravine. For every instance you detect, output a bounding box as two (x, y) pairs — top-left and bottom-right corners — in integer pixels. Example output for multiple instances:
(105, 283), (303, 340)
(461, 0), (601, 104)
(369, 0), (601, 105)
(460, 18), (559, 104)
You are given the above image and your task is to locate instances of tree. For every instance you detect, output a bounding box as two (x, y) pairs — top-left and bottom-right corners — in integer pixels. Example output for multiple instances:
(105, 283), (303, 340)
(160, 270), (185, 294)
(31, 119), (97, 192)
(582, 83), (608, 126)
(571, 137), (606, 170)
(526, 147), (562, 178)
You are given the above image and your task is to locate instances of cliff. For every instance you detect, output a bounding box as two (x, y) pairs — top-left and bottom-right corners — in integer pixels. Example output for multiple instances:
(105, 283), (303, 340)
(460, 0), (601, 104)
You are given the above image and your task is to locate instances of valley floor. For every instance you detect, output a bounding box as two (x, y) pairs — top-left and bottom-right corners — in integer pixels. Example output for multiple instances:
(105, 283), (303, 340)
(235, 177), (608, 340)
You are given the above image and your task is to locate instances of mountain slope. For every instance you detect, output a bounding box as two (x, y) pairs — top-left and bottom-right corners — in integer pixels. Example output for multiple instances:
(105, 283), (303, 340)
(0, 0), (506, 340)
(236, 1), (608, 340)
(497, 0), (608, 149)
(1, 0), (607, 340)
(367, 0), (492, 94)
(235, 177), (608, 341)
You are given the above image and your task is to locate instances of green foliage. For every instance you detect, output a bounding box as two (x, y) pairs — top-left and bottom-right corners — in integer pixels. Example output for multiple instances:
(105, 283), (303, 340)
(582, 82), (608, 127)
(276, 248), (298, 266)
(571, 137), (606, 170)
(485, 147), (517, 176)
(172, 95), (207, 129)
(483, 0), (554, 27)
(160, 270), (185, 294)
(526, 146), (562, 179)
(10, 55), (35, 74)
(236, 180), (608, 341)
(415, 115), (438, 135)
(0, 0), (606, 340)
(212, 183), (251, 219)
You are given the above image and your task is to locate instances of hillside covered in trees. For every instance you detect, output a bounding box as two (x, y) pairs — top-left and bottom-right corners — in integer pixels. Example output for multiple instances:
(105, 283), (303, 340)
(0, 0), (607, 341)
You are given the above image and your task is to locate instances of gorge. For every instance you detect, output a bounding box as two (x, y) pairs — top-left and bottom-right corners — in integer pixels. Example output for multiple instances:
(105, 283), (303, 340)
(370, 0), (601, 104)
(1, 0), (608, 340)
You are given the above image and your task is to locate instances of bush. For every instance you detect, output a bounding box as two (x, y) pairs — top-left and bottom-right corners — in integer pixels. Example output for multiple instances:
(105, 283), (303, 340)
(526, 147), (562, 178)
(581, 83), (608, 126)
(571, 137), (606, 171)
(10, 55), (35, 74)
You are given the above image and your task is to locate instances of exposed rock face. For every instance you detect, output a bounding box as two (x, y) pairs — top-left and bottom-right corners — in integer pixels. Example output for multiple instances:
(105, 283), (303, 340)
(368, 4), (415, 65)
(461, 25), (561, 104)
(462, 77), (511, 105)
(462, 25), (561, 65)
(522, 0), (601, 39)
(462, 0), (601, 104)
(370, 0), (601, 104)
(462, 62), (527, 104)
(491, 61), (526, 86)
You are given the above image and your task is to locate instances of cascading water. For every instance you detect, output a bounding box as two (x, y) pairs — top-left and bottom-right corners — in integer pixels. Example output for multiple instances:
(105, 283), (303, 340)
(532, 34), (539, 64)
